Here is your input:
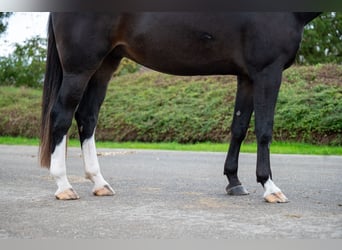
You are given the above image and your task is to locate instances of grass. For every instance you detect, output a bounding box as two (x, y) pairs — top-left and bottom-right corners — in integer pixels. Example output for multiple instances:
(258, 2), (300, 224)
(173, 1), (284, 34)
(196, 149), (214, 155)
(0, 136), (341, 156)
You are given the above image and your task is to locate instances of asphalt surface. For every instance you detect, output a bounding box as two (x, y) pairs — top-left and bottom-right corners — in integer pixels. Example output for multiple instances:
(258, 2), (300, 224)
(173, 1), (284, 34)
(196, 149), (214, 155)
(0, 145), (341, 239)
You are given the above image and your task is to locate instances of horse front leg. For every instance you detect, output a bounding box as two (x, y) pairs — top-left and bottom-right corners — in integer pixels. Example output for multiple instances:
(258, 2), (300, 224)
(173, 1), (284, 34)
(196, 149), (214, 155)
(252, 64), (288, 203)
(224, 75), (254, 195)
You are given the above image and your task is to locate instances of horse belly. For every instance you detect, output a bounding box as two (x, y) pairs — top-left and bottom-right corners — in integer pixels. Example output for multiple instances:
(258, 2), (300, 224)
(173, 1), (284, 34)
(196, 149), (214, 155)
(126, 47), (243, 76)
(118, 13), (246, 76)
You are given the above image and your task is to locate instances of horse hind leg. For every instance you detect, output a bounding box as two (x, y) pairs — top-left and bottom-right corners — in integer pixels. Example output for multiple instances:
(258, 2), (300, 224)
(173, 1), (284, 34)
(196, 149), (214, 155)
(50, 73), (93, 200)
(50, 135), (79, 200)
(75, 54), (121, 197)
(224, 75), (253, 196)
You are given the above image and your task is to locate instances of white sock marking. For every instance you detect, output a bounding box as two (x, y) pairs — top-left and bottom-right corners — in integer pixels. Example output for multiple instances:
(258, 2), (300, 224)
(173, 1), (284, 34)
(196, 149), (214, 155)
(50, 135), (72, 195)
(82, 134), (112, 191)
(263, 178), (281, 198)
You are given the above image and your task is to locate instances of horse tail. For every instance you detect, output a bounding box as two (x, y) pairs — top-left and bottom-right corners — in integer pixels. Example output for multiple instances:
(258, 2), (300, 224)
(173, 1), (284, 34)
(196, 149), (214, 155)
(39, 14), (63, 168)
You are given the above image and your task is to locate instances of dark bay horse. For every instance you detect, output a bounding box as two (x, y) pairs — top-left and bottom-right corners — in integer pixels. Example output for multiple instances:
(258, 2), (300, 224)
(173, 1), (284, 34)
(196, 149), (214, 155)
(39, 12), (320, 202)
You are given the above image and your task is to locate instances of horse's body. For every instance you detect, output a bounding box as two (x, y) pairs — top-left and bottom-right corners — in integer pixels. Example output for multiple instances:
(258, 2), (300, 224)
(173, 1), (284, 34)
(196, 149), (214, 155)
(40, 12), (320, 201)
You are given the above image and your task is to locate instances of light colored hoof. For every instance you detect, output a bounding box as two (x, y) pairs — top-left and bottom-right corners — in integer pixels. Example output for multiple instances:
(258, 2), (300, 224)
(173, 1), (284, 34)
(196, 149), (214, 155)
(264, 192), (289, 203)
(55, 188), (80, 200)
(93, 185), (115, 196)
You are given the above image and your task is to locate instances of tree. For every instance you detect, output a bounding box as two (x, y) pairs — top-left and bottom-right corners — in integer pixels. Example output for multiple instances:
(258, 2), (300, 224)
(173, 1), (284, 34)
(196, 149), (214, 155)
(0, 12), (12, 35)
(0, 35), (140, 88)
(296, 12), (342, 64)
(0, 36), (47, 88)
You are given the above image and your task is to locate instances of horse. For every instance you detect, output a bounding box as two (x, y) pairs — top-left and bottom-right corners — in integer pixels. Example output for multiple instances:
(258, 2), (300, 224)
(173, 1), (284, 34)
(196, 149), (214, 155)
(39, 12), (321, 202)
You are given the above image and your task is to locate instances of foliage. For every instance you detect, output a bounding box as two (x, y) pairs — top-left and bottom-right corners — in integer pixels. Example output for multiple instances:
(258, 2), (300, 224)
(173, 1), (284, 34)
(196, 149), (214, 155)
(275, 64), (342, 145)
(114, 58), (140, 76)
(0, 12), (12, 35)
(0, 86), (41, 138)
(296, 12), (342, 64)
(0, 64), (341, 145)
(95, 65), (342, 146)
(0, 36), (47, 88)
(0, 37), (139, 87)
(99, 73), (234, 143)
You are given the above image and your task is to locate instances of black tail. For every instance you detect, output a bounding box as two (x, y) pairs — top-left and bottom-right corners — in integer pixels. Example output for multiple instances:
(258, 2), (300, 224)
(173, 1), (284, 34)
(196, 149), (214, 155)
(39, 14), (63, 168)
(294, 12), (322, 26)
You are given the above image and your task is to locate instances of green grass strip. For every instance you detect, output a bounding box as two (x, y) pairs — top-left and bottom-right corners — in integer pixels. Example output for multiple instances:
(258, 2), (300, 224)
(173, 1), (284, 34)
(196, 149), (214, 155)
(0, 136), (341, 155)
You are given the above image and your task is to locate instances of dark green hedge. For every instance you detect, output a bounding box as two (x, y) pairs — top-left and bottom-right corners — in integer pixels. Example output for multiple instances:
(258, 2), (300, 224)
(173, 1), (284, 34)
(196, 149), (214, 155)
(0, 64), (341, 145)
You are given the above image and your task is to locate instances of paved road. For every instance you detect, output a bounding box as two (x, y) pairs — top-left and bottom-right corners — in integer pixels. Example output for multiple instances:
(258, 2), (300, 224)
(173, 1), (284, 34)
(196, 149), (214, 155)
(0, 145), (341, 239)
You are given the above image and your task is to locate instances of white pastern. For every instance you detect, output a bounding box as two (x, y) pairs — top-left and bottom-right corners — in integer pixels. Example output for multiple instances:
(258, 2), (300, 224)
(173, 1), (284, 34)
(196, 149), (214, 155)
(50, 135), (73, 195)
(263, 178), (281, 198)
(82, 134), (113, 192)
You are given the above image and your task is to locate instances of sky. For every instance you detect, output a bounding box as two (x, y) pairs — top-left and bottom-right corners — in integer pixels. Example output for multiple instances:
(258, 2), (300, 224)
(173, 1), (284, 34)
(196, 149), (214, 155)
(0, 12), (49, 56)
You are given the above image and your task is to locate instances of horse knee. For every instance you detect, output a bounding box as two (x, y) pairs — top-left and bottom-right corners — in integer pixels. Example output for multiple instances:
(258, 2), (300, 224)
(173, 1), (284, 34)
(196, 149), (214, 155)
(256, 129), (272, 145)
(50, 107), (73, 148)
(230, 125), (248, 143)
(75, 113), (97, 141)
(52, 108), (72, 129)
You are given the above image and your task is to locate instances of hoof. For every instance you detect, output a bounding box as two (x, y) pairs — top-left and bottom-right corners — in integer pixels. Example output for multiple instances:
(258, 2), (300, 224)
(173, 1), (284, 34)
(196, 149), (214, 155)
(264, 192), (289, 203)
(55, 188), (80, 200)
(93, 185), (115, 196)
(226, 185), (249, 196)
